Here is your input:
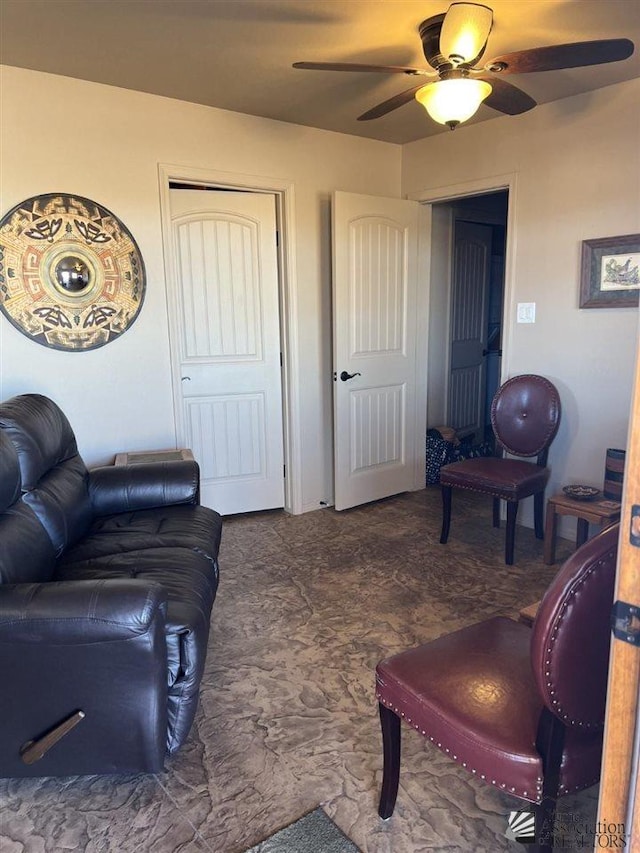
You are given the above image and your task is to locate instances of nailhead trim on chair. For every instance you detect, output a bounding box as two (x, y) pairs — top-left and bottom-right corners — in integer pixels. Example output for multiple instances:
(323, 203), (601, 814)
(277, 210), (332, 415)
(542, 553), (613, 728)
(376, 692), (544, 803)
(438, 480), (523, 501)
(559, 776), (599, 795)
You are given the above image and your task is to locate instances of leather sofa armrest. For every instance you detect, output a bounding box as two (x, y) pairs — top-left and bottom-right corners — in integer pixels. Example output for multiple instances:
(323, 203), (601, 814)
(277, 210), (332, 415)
(0, 579), (169, 777)
(87, 460), (200, 516)
(0, 578), (167, 643)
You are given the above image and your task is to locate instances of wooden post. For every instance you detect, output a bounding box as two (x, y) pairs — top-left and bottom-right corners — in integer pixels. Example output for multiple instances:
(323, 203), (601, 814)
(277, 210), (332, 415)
(596, 327), (640, 846)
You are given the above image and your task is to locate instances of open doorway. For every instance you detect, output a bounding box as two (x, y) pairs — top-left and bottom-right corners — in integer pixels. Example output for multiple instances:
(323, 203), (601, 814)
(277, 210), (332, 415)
(426, 190), (508, 455)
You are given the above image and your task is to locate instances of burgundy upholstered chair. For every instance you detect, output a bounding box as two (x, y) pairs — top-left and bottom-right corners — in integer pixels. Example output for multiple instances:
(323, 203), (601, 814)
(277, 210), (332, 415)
(375, 522), (619, 853)
(439, 374), (561, 565)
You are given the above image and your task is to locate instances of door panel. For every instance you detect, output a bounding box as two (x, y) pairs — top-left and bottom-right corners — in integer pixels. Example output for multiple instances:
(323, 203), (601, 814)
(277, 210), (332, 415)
(351, 220), (405, 355)
(448, 220), (492, 438)
(184, 395), (265, 479)
(449, 365), (482, 433)
(175, 218), (261, 360)
(169, 189), (284, 515)
(333, 191), (420, 511)
(351, 384), (404, 471)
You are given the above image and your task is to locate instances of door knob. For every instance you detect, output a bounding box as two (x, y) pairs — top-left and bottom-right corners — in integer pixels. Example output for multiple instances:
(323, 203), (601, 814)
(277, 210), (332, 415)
(340, 371), (361, 381)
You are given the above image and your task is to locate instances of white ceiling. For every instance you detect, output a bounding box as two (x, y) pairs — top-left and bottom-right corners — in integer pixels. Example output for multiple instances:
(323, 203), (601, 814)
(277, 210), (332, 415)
(1, 0), (639, 144)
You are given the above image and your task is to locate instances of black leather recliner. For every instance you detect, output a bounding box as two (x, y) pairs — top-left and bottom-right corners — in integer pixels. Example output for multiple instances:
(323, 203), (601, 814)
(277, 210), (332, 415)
(0, 394), (222, 778)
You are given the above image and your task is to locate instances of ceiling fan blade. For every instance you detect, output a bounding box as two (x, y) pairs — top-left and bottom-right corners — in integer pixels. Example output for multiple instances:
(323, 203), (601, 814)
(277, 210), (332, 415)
(357, 84), (426, 121)
(292, 61), (429, 75)
(476, 76), (537, 115)
(485, 38), (634, 74)
(440, 2), (493, 65)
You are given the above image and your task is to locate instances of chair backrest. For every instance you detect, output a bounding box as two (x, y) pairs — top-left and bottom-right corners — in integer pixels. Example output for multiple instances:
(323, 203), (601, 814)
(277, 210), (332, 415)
(530, 522), (619, 731)
(491, 374), (561, 459)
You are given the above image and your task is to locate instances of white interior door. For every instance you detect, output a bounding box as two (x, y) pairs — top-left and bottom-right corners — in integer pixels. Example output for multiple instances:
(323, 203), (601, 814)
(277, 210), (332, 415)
(333, 191), (420, 511)
(448, 220), (492, 438)
(169, 189), (284, 515)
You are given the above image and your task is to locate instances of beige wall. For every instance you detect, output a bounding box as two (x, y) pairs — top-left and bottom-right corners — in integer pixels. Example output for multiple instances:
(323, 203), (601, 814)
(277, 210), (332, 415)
(2, 66), (638, 522)
(404, 78), (640, 525)
(0, 66), (401, 512)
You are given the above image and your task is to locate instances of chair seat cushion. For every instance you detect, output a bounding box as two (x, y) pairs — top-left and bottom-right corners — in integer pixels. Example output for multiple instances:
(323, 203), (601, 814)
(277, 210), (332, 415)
(439, 457), (549, 501)
(375, 617), (602, 803)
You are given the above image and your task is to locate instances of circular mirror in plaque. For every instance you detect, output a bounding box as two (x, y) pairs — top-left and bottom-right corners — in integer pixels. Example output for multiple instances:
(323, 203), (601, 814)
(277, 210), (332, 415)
(0, 193), (146, 351)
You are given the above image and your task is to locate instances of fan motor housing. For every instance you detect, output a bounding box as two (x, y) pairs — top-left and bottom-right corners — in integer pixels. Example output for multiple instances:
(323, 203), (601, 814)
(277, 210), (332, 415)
(419, 14), (447, 69)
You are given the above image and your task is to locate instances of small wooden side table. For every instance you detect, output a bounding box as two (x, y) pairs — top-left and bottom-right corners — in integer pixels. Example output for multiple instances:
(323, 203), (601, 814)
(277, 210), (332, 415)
(543, 492), (621, 565)
(114, 448), (194, 466)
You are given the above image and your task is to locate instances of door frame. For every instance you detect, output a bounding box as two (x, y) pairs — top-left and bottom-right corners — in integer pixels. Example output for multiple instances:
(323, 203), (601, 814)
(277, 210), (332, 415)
(409, 172), (518, 422)
(597, 315), (640, 836)
(158, 163), (302, 515)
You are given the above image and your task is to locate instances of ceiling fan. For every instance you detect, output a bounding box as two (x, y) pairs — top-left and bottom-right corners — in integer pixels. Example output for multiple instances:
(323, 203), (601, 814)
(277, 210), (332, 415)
(293, 2), (634, 130)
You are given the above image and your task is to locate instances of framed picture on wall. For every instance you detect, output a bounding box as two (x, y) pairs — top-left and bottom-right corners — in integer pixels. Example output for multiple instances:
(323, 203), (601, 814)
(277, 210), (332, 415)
(580, 233), (640, 308)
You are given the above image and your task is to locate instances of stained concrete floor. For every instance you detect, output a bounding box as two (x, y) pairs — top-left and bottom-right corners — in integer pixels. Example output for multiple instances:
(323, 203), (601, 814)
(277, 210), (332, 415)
(0, 488), (597, 852)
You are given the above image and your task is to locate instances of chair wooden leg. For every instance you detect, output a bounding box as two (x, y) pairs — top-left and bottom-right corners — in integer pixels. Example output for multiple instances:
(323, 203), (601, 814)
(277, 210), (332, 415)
(531, 794), (557, 853)
(378, 702), (401, 820)
(531, 708), (565, 852)
(543, 499), (558, 565)
(534, 492), (544, 540)
(493, 497), (501, 529)
(576, 518), (590, 548)
(440, 486), (452, 545)
(505, 501), (518, 565)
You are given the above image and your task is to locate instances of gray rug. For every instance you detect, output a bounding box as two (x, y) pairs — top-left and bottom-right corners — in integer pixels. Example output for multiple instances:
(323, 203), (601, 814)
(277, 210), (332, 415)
(245, 807), (361, 852)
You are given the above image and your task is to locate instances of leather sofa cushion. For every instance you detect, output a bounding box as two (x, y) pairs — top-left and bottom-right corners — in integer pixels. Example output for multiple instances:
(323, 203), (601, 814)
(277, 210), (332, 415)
(54, 545), (219, 752)
(59, 504), (222, 565)
(0, 395), (93, 556)
(21, 455), (93, 558)
(0, 430), (21, 512)
(0, 394), (80, 491)
(0, 501), (56, 584)
(0, 427), (57, 583)
(55, 546), (218, 684)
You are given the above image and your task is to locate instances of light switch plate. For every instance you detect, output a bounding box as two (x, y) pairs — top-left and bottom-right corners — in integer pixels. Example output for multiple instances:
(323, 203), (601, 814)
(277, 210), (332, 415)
(517, 302), (536, 323)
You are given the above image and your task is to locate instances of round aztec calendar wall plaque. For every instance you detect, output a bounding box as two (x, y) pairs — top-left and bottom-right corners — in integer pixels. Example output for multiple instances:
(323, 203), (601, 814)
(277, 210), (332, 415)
(0, 193), (146, 351)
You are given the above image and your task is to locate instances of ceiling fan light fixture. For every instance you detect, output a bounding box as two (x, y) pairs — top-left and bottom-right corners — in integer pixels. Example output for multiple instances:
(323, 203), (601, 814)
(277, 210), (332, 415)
(440, 2), (493, 65)
(416, 78), (492, 129)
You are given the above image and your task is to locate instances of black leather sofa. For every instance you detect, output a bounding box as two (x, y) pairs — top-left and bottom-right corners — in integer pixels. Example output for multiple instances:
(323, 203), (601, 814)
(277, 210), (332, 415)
(0, 393), (222, 778)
